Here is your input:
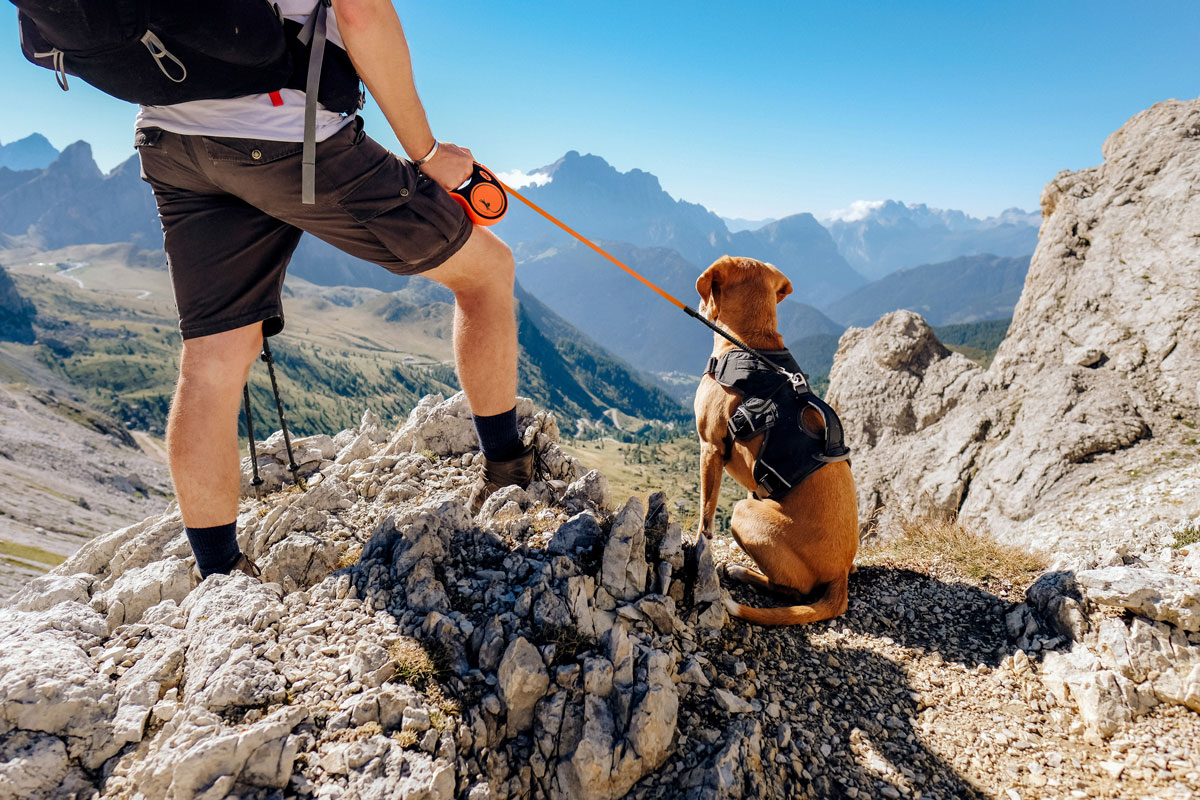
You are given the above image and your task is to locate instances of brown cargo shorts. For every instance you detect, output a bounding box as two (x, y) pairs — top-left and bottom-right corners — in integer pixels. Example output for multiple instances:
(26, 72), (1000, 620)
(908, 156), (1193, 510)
(135, 117), (473, 339)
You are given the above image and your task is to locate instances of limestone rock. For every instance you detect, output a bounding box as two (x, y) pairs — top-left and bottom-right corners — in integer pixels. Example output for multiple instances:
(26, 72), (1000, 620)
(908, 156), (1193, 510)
(351, 642), (398, 689)
(548, 511), (603, 556)
(8, 574), (92, 613)
(1027, 570), (1090, 641)
(686, 719), (764, 800)
(128, 705), (307, 798)
(97, 556), (192, 630)
(1077, 566), (1200, 631)
(600, 497), (649, 602)
(0, 730), (70, 800)
(563, 469), (612, 514)
(0, 392), (722, 799)
(828, 98), (1200, 538)
(498, 636), (549, 735)
(180, 575), (286, 712)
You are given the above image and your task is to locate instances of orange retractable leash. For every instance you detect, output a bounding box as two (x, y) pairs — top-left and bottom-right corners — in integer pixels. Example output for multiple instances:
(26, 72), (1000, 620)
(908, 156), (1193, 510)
(451, 161), (809, 386)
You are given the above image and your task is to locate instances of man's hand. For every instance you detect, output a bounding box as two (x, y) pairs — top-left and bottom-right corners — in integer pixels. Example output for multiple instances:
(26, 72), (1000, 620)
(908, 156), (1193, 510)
(420, 142), (474, 192)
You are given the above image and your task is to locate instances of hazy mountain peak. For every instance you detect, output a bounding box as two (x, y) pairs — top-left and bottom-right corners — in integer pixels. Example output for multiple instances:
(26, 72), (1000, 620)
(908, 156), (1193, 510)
(46, 141), (103, 181)
(536, 150), (667, 197)
(720, 215), (778, 233)
(0, 132), (59, 171)
(821, 198), (1040, 280)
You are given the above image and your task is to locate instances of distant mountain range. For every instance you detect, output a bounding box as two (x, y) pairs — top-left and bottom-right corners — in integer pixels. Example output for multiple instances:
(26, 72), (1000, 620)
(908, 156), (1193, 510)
(516, 239), (842, 376)
(721, 216), (777, 233)
(0, 134), (1040, 404)
(2, 260), (687, 437)
(0, 142), (160, 250)
(823, 200), (1038, 281)
(825, 254), (1031, 327)
(494, 151), (866, 307)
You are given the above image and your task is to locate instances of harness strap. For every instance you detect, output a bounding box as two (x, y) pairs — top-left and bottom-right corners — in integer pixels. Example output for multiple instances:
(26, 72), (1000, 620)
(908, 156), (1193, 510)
(298, 0), (330, 205)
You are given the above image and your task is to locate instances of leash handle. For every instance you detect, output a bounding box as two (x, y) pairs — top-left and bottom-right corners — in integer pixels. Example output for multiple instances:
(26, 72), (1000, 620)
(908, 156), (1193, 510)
(450, 162), (508, 226)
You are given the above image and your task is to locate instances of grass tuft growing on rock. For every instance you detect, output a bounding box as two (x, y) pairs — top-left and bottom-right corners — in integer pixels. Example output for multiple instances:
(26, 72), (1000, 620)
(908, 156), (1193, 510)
(1172, 524), (1200, 550)
(335, 544), (363, 570)
(862, 514), (1047, 588)
(391, 729), (418, 748)
(388, 636), (451, 689)
(544, 623), (595, 666)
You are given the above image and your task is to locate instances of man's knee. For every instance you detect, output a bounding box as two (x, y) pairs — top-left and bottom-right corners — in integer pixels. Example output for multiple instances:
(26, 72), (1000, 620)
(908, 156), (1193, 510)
(426, 227), (514, 296)
(178, 322), (264, 386)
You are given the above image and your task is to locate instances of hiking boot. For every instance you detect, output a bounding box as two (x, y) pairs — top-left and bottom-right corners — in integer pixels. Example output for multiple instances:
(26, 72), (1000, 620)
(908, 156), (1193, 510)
(190, 552), (262, 586)
(482, 443), (537, 495)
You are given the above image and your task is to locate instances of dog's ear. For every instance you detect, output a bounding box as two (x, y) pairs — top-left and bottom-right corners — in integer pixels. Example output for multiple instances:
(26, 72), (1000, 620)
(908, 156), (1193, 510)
(696, 261), (725, 320)
(776, 272), (793, 304)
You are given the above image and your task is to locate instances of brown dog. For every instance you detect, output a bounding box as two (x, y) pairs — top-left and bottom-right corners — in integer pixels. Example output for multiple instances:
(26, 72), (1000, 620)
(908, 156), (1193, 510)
(693, 255), (858, 625)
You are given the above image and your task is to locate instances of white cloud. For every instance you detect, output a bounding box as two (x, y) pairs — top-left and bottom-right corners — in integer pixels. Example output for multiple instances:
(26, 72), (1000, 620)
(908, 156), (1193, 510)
(495, 170), (552, 189)
(825, 199), (885, 223)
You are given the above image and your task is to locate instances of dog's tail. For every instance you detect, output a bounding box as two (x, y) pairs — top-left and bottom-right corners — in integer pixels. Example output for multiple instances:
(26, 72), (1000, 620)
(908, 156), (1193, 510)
(722, 574), (849, 626)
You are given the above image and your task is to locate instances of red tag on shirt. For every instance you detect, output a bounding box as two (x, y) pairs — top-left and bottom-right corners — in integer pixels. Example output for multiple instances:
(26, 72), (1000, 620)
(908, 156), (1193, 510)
(269, 91), (284, 107)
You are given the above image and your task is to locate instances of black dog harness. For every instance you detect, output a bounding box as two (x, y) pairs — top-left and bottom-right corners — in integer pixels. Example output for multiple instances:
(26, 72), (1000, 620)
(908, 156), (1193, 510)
(705, 348), (850, 501)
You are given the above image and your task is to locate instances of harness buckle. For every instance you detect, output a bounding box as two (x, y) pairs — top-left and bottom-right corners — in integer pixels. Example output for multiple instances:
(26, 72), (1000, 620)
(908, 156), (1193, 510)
(754, 468), (790, 501)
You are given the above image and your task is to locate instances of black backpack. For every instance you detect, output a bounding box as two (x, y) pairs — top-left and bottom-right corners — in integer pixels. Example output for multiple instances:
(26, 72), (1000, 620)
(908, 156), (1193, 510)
(14, 0), (362, 203)
(15, 0), (291, 103)
(13, 0), (361, 112)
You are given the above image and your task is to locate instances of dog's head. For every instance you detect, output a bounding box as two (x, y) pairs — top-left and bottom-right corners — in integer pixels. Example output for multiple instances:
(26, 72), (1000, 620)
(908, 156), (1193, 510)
(695, 256), (793, 331)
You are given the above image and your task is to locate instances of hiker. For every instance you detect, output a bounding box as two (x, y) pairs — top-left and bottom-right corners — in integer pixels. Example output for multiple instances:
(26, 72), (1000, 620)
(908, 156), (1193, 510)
(122, 0), (534, 578)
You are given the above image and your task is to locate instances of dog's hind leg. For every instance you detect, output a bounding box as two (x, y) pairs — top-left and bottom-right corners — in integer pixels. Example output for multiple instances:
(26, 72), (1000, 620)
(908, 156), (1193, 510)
(728, 497), (818, 595)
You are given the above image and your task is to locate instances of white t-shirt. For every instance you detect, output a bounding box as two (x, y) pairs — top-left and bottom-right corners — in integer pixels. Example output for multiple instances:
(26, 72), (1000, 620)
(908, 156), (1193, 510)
(135, 0), (355, 142)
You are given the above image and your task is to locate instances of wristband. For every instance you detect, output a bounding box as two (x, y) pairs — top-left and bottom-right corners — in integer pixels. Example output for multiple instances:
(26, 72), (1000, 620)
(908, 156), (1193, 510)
(414, 139), (439, 167)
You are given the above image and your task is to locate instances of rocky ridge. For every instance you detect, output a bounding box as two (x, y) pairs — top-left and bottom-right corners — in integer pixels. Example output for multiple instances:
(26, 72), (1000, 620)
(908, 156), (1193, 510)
(0, 394), (754, 800)
(2, 392), (1200, 799)
(827, 97), (1200, 547)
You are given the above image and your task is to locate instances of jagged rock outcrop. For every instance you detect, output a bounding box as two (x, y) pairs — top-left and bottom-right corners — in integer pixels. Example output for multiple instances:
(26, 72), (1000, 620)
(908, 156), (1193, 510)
(1005, 562), (1200, 742)
(0, 394), (734, 800)
(828, 98), (1200, 540)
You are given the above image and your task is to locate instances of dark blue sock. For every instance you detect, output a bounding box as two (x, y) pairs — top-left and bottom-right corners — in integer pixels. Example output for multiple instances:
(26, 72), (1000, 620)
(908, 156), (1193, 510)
(186, 522), (241, 577)
(473, 407), (523, 461)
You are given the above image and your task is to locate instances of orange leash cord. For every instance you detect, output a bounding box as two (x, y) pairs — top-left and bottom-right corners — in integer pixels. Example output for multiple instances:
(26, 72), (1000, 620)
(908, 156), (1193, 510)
(491, 177), (800, 383)
(498, 180), (688, 311)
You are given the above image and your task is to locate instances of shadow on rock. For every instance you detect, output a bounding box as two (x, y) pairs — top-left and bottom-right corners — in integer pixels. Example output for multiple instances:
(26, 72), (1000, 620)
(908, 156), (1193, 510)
(681, 563), (1016, 799)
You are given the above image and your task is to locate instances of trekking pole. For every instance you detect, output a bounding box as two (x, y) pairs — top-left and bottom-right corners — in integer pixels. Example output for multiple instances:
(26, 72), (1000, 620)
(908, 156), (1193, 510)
(243, 384), (264, 498)
(260, 339), (305, 490)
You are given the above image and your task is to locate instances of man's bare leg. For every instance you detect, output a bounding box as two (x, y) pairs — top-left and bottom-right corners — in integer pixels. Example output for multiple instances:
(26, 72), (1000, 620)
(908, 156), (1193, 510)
(422, 225), (517, 417)
(167, 322), (263, 573)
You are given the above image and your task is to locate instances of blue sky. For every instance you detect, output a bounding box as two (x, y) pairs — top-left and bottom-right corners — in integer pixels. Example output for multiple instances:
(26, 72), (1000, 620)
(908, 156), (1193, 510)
(2, 1), (1196, 220)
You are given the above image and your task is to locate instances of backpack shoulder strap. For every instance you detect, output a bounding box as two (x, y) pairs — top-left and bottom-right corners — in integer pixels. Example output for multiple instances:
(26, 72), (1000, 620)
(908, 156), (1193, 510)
(300, 0), (331, 205)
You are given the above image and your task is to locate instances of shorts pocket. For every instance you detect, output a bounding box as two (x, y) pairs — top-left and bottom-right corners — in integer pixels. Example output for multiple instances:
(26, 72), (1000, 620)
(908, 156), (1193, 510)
(201, 136), (303, 165)
(336, 157), (418, 224)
